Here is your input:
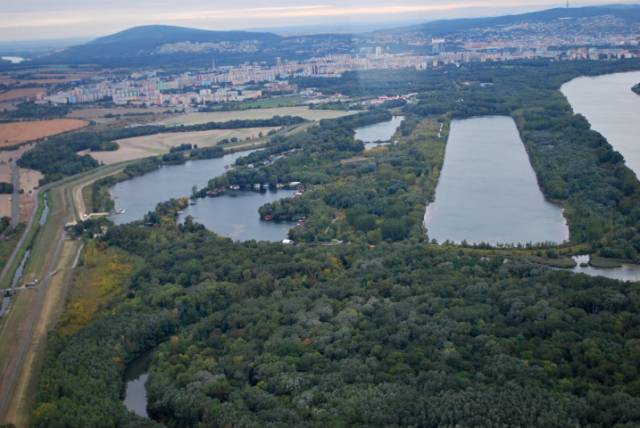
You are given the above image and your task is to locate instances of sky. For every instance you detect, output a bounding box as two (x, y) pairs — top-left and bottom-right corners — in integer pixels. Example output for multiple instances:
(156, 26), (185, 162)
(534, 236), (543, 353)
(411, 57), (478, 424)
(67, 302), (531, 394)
(0, 0), (637, 41)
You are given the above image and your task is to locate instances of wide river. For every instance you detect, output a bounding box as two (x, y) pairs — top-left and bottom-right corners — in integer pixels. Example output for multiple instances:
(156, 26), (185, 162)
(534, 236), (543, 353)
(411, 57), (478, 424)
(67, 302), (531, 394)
(424, 116), (569, 245)
(561, 71), (640, 281)
(110, 151), (295, 241)
(561, 71), (640, 177)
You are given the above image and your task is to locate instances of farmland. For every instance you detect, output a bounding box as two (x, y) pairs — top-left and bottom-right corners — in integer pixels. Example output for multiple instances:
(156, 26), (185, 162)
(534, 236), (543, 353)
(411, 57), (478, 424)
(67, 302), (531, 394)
(0, 119), (88, 147)
(81, 127), (277, 164)
(0, 88), (45, 102)
(158, 106), (353, 126)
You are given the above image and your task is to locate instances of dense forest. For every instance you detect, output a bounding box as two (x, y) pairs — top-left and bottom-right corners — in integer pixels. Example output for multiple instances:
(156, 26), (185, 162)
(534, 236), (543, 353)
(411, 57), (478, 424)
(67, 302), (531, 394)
(34, 209), (640, 427)
(32, 58), (640, 427)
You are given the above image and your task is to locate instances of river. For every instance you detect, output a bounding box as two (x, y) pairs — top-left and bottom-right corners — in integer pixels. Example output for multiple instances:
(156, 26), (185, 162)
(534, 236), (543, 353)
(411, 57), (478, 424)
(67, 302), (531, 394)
(560, 71), (640, 280)
(424, 116), (569, 245)
(561, 71), (640, 177)
(354, 116), (404, 149)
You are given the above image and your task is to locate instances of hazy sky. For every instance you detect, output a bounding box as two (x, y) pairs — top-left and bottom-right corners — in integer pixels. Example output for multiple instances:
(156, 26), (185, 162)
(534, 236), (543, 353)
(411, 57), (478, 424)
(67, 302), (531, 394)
(0, 0), (635, 41)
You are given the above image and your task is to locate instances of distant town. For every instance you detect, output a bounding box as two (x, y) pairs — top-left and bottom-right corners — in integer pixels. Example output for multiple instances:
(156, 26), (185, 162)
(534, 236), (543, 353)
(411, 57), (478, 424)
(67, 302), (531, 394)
(39, 17), (639, 108)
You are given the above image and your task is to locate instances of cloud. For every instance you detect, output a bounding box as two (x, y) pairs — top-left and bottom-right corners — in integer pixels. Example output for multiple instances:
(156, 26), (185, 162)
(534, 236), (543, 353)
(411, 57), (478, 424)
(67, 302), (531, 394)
(0, 1), (637, 41)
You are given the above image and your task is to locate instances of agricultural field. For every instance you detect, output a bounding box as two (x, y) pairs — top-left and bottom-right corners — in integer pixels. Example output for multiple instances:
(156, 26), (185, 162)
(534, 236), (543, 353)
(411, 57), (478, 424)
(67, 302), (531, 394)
(18, 168), (43, 223)
(81, 127), (277, 164)
(158, 106), (353, 126)
(0, 88), (45, 102)
(67, 106), (174, 121)
(0, 119), (87, 147)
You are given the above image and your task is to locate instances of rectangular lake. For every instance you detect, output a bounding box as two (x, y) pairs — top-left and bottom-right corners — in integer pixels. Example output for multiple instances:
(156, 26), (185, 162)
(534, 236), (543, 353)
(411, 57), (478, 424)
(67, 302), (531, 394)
(424, 116), (569, 245)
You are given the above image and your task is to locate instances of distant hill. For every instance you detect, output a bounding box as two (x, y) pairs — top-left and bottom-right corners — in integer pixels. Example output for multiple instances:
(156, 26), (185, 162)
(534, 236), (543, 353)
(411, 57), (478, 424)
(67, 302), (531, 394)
(36, 4), (640, 68)
(40, 25), (283, 67)
(397, 4), (640, 36)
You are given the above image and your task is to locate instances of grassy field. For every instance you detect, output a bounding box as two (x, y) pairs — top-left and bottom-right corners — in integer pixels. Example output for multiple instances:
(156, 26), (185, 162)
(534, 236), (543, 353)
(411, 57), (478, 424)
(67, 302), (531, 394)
(0, 88), (45, 102)
(159, 106), (353, 126)
(56, 241), (137, 336)
(86, 127), (277, 164)
(0, 119), (88, 146)
(0, 226), (24, 273)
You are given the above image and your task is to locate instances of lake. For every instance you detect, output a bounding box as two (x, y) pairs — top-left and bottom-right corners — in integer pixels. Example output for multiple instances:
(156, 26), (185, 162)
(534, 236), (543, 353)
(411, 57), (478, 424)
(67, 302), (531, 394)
(424, 116), (569, 245)
(179, 190), (296, 242)
(123, 351), (154, 418)
(110, 151), (250, 225)
(110, 151), (296, 241)
(354, 116), (404, 149)
(561, 71), (640, 177)
(565, 255), (640, 282)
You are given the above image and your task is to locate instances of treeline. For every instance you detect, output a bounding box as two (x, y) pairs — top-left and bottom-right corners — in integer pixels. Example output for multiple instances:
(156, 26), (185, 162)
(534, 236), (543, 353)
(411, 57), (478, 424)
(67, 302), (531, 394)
(0, 182), (13, 194)
(0, 102), (71, 121)
(17, 115), (305, 184)
(204, 113), (381, 193)
(33, 211), (640, 427)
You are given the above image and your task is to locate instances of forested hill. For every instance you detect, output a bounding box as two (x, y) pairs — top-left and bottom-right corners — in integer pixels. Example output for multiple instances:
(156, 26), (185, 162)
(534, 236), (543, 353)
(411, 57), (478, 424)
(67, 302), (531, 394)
(38, 26), (283, 67)
(36, 26), (355, 67)
(34, 5), (640, 67)
(395, 4), (640, 36)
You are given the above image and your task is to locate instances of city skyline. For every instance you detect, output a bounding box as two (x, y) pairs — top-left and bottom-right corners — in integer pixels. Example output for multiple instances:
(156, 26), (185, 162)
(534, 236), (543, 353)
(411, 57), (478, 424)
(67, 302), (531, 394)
(1, 0), (639, 41)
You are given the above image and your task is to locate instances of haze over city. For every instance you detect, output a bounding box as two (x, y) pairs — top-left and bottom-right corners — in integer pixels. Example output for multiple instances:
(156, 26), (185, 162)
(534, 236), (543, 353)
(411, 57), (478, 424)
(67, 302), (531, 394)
(1, 0), (639, 40)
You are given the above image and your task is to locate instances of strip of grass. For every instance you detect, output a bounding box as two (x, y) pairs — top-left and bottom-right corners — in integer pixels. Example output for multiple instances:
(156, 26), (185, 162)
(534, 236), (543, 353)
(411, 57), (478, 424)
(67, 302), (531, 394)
(589, 255), (624, 269)
(526, 255), (577, 268)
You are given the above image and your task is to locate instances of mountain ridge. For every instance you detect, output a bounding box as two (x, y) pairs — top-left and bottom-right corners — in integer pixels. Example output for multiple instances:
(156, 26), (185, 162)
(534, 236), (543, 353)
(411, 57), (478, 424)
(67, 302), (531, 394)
(37, 4), (640, 67)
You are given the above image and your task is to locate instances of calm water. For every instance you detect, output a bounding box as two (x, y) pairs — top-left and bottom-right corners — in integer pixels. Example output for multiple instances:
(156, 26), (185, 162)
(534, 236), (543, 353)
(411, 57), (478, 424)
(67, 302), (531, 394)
(123, 351), (153, 418)
(562, 255), (640, 282)
(561, 71), (640, 177)
(39, 194), (49, 226)
(110, 151), (250, 224)
(110, 151), (296, 241)
(179, 190), (296, 242)
(424, 116), (569, 245)
(355, 116), (404, 149)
